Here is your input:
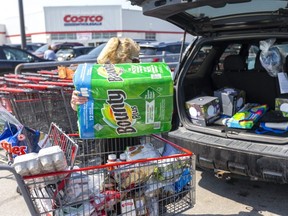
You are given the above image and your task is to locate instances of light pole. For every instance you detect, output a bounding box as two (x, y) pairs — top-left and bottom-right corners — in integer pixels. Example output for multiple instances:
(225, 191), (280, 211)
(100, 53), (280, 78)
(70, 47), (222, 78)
(18, 0), (26, 49)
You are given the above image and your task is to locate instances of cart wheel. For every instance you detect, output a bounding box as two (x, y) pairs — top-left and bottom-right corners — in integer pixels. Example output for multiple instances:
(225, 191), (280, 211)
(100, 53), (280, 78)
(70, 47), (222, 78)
(16, 186), (22, 195)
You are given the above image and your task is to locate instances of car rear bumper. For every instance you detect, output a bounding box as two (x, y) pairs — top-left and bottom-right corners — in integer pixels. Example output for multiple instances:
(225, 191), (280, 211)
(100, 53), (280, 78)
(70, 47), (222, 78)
(166, 127), (288, 183)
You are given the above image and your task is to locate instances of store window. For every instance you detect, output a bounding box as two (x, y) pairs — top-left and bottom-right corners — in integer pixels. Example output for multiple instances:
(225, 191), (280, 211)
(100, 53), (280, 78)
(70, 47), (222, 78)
(92, 33), (101, 39)
(145, 32), (156, 41)
(51, 32), (117, 41)
(92, 32), (117, 39)
(51, 33), (76, 40)
(67, 34), (76, 40)
(103, 33), (117, 39)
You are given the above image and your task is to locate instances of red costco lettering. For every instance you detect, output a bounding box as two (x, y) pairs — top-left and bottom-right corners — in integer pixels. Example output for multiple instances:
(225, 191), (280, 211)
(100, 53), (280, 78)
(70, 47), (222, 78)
(0, 140), (27, 155)
(63, 15), (103, 23)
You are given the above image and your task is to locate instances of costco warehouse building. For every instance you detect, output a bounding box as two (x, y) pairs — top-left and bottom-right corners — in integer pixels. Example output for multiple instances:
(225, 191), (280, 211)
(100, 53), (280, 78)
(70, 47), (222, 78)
(0, 5), (191, 46)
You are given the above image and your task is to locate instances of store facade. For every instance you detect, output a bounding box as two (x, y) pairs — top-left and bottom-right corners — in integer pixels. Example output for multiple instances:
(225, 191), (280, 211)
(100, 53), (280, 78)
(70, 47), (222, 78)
(2, 5), (190, 46)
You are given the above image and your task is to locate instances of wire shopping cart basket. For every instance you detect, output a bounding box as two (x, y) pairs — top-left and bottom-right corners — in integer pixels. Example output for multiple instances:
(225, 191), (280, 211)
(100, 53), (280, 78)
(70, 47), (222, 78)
(0, 60), (97, 134)
(0, 80), (77, 134)
(0, 122), (79, 215)
(0, 87), (50, 133)
(0, 133), (195, 216)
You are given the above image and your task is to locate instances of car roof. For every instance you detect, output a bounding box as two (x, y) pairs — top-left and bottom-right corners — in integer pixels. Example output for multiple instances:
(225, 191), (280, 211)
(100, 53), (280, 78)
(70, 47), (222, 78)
(139, 41), (188, 48)
(72, 43), (106, 61)
(57, 46), (93, 50)
(129, 0), (288, 37)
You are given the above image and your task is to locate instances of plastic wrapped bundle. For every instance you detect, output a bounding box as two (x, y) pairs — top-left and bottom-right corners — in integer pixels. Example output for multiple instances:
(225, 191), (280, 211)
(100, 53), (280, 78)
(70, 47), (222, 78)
(259, 38), (283, 77)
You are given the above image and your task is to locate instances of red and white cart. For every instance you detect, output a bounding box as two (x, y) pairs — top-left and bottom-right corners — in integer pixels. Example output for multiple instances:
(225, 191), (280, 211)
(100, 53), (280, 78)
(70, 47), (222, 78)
(1, 128), (195, 216)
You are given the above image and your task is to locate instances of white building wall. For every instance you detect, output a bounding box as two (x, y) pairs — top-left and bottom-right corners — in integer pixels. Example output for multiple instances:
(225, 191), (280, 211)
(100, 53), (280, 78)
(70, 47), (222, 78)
(122, 9), (193, 42)
(0, 24), (5, 45)
(44, 6), (121, 32)
(1, 5), (193, 45)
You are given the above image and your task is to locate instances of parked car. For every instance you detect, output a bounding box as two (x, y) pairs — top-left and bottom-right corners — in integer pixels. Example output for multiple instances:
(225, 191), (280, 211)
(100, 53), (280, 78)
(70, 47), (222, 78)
(72, 43), (106, 61)
(33, 42), (84, 59)
(73, 41), (186, 71)
(56, 46), (95, 61)
(0, 45), (52, 75)
(130, 0), (288, 183)
(139, 41), (189, 71)
(140, 41), (189, 62)
(6, 43), (46, 53)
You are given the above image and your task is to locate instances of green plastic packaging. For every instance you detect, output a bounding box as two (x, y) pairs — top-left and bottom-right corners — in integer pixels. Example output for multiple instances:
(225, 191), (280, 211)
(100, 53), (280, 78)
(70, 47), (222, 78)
(73, 62), (173, 138)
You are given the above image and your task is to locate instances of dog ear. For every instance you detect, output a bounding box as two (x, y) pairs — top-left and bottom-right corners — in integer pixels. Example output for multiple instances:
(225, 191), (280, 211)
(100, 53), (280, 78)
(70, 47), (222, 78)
(97, 37), (120, 64)
(97, 37), (140, 64)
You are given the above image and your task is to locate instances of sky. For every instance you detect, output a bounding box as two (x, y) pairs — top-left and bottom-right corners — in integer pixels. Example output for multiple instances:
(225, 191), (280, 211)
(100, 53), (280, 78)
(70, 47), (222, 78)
(0, 0), (141, 22)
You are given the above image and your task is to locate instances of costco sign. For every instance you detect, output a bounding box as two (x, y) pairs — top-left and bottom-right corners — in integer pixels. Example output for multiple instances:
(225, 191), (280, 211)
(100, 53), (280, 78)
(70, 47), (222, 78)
(63, 15), (103, 26)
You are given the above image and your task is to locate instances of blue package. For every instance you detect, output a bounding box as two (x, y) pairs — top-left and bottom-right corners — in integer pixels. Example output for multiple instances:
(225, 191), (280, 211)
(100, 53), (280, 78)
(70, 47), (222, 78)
(174, 168), (191, 193)
(0, 122), (41, 157)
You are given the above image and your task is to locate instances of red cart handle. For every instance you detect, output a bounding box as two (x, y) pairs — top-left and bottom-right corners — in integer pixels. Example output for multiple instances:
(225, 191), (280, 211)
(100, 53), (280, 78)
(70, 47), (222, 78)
(0, 87), (33, 93)
(19, 84), (61, 90)
(39, 81), (74, 87)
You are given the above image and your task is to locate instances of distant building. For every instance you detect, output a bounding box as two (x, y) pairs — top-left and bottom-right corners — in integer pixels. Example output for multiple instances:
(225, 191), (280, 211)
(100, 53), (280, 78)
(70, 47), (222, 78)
(1, 5), (192, 46)
(0, 24), (5, 44)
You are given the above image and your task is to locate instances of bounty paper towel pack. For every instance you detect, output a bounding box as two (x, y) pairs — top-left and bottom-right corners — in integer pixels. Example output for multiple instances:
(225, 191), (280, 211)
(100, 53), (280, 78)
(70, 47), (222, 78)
(73, 62), (173, 138)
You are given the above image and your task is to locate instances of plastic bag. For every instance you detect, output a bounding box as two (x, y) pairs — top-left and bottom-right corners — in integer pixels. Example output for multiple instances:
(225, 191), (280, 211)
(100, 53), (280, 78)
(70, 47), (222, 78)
(0, 122), (43, 158)
(259, 38), (283, 77)
(0, 105), (22, 131)
(0, 105), (49, 159)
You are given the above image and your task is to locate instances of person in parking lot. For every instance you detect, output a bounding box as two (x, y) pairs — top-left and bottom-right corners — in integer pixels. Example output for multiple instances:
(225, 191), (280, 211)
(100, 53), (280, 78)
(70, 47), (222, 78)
(43, 44), (57, 60)
(70, 37), (140, 111)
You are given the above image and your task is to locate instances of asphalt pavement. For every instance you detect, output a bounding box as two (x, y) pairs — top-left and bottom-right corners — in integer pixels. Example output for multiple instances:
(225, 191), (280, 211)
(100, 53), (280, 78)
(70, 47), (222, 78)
(1, 148), (288, 216)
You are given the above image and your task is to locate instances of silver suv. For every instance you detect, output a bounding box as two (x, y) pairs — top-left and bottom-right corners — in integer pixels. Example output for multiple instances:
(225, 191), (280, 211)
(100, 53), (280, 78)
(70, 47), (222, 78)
(130, 0), (288, 183)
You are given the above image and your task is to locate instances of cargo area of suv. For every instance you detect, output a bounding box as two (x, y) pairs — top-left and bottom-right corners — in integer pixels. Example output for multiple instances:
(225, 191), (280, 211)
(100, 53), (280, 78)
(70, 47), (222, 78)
(130, 0), (288, 183)
(179, 37), (288, 143)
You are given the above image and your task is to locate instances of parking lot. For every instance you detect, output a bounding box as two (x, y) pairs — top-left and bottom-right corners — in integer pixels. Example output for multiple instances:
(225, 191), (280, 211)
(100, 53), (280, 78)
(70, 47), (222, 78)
(1, 148), (288, 216)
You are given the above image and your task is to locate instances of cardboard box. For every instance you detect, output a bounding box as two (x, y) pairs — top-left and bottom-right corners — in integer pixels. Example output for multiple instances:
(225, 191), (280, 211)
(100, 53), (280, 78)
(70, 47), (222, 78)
(73, 62), (173, 138)
(214, 88), (245, 116)
(275, 98), (288, 117)
(186, 96), (220, 126)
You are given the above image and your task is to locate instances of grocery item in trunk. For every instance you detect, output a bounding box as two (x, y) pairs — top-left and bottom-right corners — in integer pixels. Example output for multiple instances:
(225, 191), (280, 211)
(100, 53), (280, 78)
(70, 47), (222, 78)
(227, 103), (268, 129)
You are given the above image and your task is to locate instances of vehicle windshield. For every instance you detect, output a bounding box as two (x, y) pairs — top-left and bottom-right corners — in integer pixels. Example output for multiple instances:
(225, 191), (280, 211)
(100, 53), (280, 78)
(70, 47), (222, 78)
(87, 43), (106, 56)
(56, 49), (73, 55)
(2, 47), (33, 61)
(34, 44), (48, 53)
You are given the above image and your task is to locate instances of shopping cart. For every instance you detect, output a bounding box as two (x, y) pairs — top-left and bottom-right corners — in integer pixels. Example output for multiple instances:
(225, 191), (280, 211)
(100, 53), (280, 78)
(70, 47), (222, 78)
(0, 60), (96, 134)
(0, 87), (50, 132)
(0, 82), (77, 134)
(0, 133), (195, 216)
(0, 122), (79, 214)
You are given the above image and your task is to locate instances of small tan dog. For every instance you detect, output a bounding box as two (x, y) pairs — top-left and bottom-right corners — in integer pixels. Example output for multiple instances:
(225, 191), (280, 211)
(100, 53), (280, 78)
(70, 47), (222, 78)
(97, 37), (140, 64)
(71, 37), (140, 111)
